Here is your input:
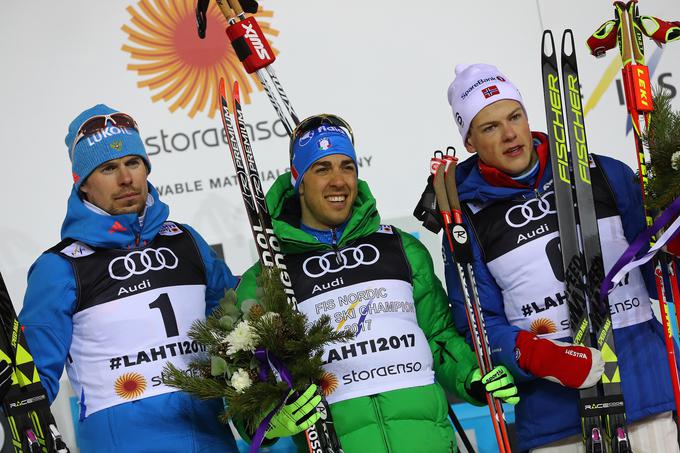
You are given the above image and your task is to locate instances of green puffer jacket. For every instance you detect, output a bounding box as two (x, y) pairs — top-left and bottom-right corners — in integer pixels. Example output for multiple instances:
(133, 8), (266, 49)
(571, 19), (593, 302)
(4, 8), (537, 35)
(236, 173), (482, 453)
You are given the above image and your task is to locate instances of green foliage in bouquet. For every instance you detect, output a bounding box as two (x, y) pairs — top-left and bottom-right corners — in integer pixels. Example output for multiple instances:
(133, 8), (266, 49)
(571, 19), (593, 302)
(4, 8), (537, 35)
(644, 89), (680, 211)
(163, 268), (353, 432)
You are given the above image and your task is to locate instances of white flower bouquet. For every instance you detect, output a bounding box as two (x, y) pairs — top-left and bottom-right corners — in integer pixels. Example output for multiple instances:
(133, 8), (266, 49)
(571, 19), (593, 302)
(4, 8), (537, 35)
(162, 268), (352, 432)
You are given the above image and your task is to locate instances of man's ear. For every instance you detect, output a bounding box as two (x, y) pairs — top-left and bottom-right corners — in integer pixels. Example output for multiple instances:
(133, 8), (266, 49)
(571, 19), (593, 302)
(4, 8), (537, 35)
(298, 180), (305, 196)
(80, 181), (89, 195)
(464, 135), (476, 154)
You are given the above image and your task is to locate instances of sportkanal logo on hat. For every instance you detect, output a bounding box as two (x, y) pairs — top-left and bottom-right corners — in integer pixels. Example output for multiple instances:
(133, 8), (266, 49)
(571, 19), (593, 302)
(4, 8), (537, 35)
(318, 138), (332, 151)
(122, 1), (281, 119)
(299, 130), (314, 147)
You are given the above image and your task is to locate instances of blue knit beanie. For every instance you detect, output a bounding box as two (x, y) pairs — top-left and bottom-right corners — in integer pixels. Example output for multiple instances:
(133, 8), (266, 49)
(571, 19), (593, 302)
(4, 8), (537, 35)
(65, 104), (151, 189)
(290, 124), (357, 191)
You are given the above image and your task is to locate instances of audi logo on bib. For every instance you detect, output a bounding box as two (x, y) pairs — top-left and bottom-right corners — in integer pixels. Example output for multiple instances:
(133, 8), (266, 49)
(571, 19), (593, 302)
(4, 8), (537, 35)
(303, 245), (380, 278)
(108, 247), (179, 280)
(505, 191), (556, 228)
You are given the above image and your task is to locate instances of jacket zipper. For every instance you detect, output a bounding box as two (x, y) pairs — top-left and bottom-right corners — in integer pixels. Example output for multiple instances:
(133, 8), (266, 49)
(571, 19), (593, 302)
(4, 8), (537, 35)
(331, 227), (343, 264)
(370, 395), (390, 452)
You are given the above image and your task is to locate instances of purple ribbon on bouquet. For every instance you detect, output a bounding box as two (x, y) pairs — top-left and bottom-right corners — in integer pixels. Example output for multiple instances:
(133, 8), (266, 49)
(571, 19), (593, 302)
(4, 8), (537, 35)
(250, 348), (294, 453)
(600, 195), (680, 302)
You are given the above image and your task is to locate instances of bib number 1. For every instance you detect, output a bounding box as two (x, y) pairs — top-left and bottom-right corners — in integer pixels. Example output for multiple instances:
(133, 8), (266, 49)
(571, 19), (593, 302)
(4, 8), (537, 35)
(149, 293), (179, 337)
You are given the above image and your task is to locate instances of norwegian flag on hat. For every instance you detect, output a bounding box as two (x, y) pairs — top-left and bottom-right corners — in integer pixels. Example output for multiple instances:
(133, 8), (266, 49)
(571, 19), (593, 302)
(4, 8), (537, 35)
(482, 85), (500, 99)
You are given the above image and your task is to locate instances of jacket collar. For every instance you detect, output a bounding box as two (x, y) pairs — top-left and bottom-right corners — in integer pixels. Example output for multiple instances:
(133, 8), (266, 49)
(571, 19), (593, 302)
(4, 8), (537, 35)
(60, 182), (170, 249)
(477, 132), (549, 189)
(265, 172), (381, 254)
(457, 132), (554, 204)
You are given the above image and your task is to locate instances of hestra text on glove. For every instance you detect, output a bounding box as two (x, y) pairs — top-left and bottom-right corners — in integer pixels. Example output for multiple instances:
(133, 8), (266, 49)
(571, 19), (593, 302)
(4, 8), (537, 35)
(514, 330), (604, 389)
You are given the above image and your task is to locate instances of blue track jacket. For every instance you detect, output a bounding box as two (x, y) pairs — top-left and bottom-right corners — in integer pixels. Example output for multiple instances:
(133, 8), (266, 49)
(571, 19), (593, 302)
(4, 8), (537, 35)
(19, 184), (239, 453)
(444, 133), (677, 452)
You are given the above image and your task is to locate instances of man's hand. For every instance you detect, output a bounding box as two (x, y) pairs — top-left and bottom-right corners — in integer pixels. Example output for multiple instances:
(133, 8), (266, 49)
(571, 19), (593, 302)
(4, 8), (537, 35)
(467, 365), (520, 405)
(265, 384), (321, 440)
(515, 330), (604, 389)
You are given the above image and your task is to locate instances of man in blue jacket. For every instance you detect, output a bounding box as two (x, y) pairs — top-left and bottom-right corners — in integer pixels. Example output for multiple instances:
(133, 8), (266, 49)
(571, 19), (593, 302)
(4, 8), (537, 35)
(443, 64), (679, 452)
(18, 105), (239, 453)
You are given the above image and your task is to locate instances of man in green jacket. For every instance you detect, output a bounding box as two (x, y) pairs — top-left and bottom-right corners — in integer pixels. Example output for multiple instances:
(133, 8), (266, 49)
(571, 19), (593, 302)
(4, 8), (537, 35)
(236, 114), (518, 452)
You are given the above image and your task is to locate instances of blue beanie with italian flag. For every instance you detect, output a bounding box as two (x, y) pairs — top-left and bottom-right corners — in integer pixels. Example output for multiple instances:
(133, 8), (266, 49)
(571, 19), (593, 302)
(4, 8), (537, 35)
(290, 123), (357, 192)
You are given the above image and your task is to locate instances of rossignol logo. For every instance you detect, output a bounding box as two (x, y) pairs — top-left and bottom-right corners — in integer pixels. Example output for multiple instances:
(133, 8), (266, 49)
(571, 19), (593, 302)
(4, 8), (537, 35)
(547, 74), (570, 184)
(242, 22), (271, 59)
(452, 225), (467, 244)
(122, 1), (279, 118)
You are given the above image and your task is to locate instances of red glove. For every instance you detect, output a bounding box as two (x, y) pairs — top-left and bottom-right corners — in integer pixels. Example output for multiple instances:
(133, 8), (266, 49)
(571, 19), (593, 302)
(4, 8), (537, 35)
(667, 232), (680, 258)
(515, 331), (604, 389)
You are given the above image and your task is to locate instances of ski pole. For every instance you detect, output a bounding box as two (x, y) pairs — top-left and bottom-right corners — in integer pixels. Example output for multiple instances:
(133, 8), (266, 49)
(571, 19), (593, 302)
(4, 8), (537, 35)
(200, 0), (299, 139)
(224, 0), (299, 125)
(588, 1), (680, 428)
(448, 406), (476, 453)
(0, 273), (70, 453)
(430, 152), (512, 453)
(217, 78), (343, 453)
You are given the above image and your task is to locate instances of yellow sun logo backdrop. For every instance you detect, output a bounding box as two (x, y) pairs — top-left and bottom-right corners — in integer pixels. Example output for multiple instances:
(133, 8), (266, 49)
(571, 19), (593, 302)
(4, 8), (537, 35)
(114, 372), (148, 400)
(319, 371), (339, 397)
(530, 318), (557, 335)
(121, 0), (280, 118)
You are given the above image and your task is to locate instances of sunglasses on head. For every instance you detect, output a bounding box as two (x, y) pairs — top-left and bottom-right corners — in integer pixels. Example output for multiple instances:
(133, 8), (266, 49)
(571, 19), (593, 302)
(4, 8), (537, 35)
(69, 113), (139, 160)
(289, 114), (354, 158)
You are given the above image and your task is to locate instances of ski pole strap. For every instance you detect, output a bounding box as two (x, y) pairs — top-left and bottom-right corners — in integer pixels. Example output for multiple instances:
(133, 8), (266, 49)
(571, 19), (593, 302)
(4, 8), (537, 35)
(600, 194), (680, 299)
(226, 16), (276, 73)
(251, 348), (294, 452)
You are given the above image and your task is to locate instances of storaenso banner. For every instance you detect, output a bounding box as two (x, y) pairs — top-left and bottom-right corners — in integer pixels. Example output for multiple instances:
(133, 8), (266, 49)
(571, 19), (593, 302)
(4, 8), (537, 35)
(143, 118), (288, 155)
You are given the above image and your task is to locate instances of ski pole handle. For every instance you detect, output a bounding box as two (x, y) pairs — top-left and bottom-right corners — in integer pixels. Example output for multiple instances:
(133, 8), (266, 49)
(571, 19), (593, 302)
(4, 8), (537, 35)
(442, 155), (463, 222)
(226, 0), (243, 16)
(431, 157), (452, 222)
(215, 0), (235, 21)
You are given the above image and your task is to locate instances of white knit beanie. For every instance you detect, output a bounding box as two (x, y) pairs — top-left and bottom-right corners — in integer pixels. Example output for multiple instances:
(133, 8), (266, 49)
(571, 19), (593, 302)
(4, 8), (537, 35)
(447, 63), (524, 140)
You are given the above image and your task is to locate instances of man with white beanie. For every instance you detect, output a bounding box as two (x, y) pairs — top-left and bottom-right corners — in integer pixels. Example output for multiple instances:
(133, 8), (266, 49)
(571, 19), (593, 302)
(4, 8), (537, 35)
(442, 64), (679, 452)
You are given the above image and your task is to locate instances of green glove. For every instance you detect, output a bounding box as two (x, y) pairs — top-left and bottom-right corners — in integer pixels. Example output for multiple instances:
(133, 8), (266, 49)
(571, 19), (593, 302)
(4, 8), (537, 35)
(468, 365), (520, 405)
(265, 384), (322, 439)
